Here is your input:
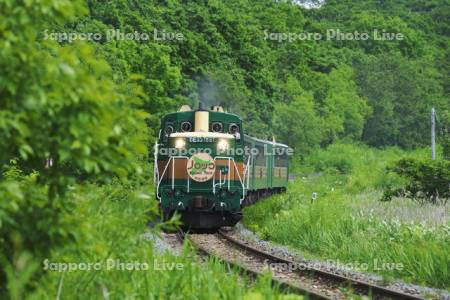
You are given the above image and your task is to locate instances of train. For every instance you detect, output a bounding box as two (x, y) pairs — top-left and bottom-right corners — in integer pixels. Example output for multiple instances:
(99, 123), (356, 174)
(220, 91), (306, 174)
(154, 104), (290, 229)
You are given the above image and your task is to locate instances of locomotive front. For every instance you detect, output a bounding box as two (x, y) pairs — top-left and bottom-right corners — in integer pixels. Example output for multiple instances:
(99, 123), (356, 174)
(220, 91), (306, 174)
(155, 105), (247, 229)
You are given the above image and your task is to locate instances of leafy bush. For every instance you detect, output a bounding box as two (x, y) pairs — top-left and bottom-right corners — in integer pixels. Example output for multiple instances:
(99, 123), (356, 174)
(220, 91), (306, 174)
(301, 143), (359, 174)
(0, 164), (77, 297)
(0, 0), (148, 297)
(383, 158), (450, 204)
(0, 0), (148, 198)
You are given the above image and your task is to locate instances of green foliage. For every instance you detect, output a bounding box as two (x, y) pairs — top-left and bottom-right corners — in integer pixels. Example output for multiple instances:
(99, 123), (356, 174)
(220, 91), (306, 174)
(272, 81), (322, 154)
(355, 53), (445, 148)
(0, 164), (76, 298)
(244, 143), (449, 288)
(0, 0), (149, 297)
(383, 158), (450, 204)
(307, 0), (449, 149)
(0, 0), (149, 197)
(439, 110), (450, 160)
(273, 66), (370, 154)
(1, 0), (450, 297)
(48, 0), (449, 152)
(27, 182), (296, 300)
(320, 66), (371, 143)
(297, 143), (400, 178)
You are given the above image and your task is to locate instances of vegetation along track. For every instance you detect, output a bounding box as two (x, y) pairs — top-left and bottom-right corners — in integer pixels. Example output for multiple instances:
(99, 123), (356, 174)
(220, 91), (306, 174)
(185, 230), (425, 300)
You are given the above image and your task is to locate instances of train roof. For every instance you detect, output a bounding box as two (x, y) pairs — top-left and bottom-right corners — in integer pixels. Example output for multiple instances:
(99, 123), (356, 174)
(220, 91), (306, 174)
(160, 105), (289, 148)
(244, 134), (289, 148)
(161, 109), (242, 121)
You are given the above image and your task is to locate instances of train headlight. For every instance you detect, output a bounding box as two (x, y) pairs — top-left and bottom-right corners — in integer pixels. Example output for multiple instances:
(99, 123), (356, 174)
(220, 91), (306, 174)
(174, 138), (186, 149)
(217, 139), (229, 153)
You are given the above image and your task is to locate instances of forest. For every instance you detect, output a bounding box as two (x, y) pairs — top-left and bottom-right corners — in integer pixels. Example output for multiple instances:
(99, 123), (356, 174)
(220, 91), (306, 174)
(0, 0), (449, 299)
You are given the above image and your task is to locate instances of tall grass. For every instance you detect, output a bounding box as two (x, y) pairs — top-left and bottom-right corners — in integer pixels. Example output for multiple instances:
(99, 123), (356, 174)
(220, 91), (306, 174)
(20, 181), (300, 299)
(244, 143), (449, 288)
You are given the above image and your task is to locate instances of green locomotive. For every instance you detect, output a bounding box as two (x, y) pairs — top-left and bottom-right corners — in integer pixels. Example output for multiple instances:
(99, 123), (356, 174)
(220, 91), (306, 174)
(154, 104), (289, 229)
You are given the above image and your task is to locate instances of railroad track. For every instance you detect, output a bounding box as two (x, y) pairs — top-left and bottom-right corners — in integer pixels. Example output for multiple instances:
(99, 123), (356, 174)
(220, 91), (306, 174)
(185, 230), (425, 300)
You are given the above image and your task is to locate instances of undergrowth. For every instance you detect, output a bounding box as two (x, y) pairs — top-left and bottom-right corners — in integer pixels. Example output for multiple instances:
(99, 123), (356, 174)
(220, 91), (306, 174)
(244, 143), (449, 289)
(6, 180), (301, 299)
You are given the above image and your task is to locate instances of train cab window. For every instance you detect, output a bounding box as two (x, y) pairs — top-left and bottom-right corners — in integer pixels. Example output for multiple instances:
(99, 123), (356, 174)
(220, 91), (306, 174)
(164, 124), (174, 136)
(211, 122), (223, 133)
(181, 121), (192, 132)
(162, 123), (174, 143)
(229, 123), (241, 142)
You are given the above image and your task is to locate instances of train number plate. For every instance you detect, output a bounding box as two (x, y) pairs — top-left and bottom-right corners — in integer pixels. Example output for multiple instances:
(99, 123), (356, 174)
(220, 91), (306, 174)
(189, 137), (215, 143)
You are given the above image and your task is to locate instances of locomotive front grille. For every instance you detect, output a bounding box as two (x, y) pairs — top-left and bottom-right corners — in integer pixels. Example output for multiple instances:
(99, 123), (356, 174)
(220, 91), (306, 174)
(192, 196), (208, 209)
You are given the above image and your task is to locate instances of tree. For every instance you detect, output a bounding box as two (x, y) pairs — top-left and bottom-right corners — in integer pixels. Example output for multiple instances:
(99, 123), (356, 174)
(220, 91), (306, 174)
(0, 0), (148, 295)
(0, 0), (148, 197)
(440, 110), (450, 160)
(355, 52), (445, 148)
(272, 78), (323, 154)
(321, 66), (371, 143)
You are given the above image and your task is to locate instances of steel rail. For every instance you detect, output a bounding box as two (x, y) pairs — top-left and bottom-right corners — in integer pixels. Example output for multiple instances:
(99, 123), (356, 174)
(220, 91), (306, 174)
(186, 232), (332, 299)
(218, 230), (425, 300)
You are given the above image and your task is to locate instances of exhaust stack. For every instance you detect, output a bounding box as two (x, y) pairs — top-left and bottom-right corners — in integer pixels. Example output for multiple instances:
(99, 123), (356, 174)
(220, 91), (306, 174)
(195, 103), (209, 132)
